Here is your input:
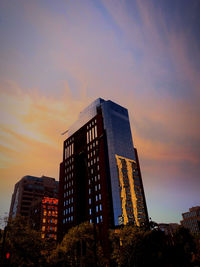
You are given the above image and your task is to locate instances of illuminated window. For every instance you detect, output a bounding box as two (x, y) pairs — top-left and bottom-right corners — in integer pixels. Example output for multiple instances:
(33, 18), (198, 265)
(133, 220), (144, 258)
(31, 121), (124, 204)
(42, 226), (45, 231)
(43, 218), (46, 223)
(41, 234), (45, 239)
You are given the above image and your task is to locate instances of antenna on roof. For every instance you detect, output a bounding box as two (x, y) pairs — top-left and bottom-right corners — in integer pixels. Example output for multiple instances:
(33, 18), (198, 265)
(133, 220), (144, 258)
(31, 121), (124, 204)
(61, 129), (69, 135)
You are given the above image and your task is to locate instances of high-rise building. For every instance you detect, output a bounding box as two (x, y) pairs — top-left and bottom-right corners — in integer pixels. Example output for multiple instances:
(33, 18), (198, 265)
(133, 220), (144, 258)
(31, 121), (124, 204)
(181, 206), (200, 234)
(58, 98), (148, 240)
(9, 175), (59, 218)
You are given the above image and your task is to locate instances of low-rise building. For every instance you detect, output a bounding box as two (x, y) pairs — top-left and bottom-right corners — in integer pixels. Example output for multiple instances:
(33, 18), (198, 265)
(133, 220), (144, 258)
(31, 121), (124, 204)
(31, 197), (58, 240)
(9, 175), (58, 218)
(181, 206), (200, 234)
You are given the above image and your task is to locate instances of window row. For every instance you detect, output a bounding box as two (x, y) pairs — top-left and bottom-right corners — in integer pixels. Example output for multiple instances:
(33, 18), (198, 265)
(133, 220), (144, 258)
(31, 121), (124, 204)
(64, 206), (73, 215)
(64, 197), (74, 206)
(65, 157), (74, 166)
(88, 193), (102, 204)
(43, 218), (57, 224)
(89, 215), (103, 224)
(43, 210), (58, 216)
(42, 226), (57, 232)
(43, 205), (57, 210)
(88, 149), (97, 158)
(89, 165), (100, 174)
(65, 165), (74, 173)
(87, 141), (98, 151)
(87, 157), (99, 166)
(64, 180), (73, 189)
(87, 119), (97, 130)
(89, 204), (102, 214)
(88, 184), (101, 194)
(65, 143), (74, 160)
(64, 189), (74, 197)
(88, 174), (100, 185)
(87, 125), (98, 144)
(64, 173), (73, 181)
(63, 216), (74, 223)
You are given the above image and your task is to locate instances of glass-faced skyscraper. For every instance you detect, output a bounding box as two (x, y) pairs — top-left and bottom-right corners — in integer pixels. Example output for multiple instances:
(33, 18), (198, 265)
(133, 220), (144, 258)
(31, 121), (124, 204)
(58, 98), (148, 239)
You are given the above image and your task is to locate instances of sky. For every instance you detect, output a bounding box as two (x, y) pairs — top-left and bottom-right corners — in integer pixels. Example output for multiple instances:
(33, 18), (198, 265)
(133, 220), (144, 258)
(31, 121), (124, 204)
(0, 0), (200, 226)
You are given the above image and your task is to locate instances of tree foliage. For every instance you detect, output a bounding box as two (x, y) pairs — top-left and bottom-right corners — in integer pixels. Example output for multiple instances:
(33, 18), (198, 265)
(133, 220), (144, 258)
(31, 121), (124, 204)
(1, 216), (199, 267)
(3, 215), (45, 267)
(110, 225), (198, 267)
(48, 222), (106, 267)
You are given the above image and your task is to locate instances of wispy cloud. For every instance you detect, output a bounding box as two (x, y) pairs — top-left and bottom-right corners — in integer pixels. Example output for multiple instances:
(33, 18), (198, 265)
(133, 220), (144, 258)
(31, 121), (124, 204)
(0, 0), (199, 223)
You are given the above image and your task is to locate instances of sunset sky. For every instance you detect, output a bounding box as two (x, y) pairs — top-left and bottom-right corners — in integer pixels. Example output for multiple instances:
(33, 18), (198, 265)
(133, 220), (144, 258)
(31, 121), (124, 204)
(0, 0), (200, 226)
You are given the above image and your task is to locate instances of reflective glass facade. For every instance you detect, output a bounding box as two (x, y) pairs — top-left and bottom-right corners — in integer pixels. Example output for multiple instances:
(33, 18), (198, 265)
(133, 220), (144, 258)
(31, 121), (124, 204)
(60, 98), (148, 229)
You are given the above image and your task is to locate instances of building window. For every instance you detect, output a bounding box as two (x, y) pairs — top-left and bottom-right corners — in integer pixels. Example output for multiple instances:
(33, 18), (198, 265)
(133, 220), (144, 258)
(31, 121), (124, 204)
(99, 204), (102, 211)
(89, 198), (91, 205)
(97, 217), (99, 224)
(89, 209), (92, 215)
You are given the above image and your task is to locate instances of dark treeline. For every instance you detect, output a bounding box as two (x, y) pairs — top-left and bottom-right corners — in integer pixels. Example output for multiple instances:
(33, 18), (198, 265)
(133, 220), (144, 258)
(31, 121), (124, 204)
(0, 216), (200, 267)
